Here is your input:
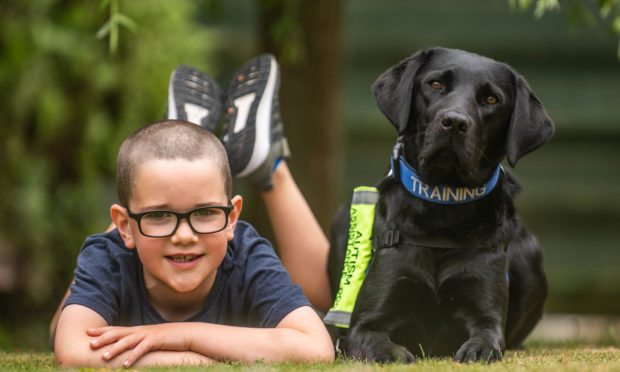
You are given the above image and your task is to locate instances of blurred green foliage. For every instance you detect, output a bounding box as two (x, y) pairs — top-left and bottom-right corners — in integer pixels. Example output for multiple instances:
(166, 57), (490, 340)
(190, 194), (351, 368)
(96, 0), (138, 55)
(0, 0), (221, 321)
(515, 0), (620, 58)
(510, 0), (561, 18)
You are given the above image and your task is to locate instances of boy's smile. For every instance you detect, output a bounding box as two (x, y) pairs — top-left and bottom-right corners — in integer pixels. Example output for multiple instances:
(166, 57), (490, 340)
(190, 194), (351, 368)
(112, 157), (241, 320)
(167, 254), (204, 265)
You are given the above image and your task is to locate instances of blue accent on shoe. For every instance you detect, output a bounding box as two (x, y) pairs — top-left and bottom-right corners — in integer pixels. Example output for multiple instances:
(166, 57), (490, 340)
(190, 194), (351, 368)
(272, 157), (284, 172)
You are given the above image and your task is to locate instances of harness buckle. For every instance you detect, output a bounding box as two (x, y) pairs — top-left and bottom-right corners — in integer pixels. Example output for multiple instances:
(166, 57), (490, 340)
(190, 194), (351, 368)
(380, 230), (400, 248)
(391, 136), (404, 180)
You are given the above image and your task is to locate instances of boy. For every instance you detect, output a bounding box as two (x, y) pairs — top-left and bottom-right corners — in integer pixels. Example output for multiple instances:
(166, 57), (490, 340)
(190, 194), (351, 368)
(53, 55), (334, 368)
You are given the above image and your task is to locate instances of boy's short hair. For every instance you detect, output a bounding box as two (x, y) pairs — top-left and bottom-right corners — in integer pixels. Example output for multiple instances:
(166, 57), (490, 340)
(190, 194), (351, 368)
(117, 120), (232, 206)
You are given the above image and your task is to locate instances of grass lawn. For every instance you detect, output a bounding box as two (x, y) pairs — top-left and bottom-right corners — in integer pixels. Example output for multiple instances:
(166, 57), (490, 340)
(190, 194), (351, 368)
(1, 343), (618, 372)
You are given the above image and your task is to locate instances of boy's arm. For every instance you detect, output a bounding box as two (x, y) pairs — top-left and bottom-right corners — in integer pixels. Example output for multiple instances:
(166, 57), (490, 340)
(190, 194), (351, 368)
(49, 284), (72, 349)
(89, 305), (334, 366)
(51, 224), (117, 348)
(189, 305), (334, 363)
(54, 304), (214, 368)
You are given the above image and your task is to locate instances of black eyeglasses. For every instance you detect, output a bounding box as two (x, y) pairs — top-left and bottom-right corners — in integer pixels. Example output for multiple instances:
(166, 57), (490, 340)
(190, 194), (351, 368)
(127, 203), (233, 238)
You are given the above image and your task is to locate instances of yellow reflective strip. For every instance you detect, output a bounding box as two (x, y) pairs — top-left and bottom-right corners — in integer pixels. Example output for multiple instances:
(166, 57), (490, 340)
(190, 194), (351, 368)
(329, 186), (377, 316)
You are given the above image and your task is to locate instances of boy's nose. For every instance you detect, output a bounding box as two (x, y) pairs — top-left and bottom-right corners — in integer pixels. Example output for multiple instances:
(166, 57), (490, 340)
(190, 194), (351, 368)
(171, 218), (198, 244)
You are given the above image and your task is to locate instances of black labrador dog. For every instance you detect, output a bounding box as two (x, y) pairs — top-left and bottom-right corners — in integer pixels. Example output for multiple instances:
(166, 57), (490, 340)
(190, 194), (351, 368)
(327, 47), (554, 363)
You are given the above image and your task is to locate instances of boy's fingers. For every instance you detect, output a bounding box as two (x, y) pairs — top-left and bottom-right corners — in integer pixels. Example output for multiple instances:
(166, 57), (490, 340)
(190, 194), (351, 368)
(90, 329), (126, 349)
(87, 327), (104, 336)
(101, 333), (143, 360)
(123, 340), (153, 367)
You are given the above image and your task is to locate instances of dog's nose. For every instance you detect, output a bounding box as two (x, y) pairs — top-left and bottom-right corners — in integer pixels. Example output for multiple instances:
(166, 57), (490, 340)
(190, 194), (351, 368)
(441, 111), (470, 135)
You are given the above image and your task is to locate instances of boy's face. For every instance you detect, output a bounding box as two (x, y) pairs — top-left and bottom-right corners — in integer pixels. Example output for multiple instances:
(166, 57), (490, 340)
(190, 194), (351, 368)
(112, 157), (240, 300)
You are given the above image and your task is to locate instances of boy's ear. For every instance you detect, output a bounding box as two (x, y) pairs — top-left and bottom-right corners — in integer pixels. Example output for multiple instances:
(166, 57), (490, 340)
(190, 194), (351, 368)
(110, 204), (136, 248)
(225, 195), (243, 241)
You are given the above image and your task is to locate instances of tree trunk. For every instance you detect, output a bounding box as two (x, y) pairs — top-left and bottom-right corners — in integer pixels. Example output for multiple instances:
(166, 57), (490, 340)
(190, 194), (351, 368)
(256, 0), (344, 235)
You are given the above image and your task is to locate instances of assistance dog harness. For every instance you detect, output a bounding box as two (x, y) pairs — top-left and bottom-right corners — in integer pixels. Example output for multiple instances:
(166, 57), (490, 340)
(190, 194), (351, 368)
(323, 138), (505, 329)
(323, 186), (378, 328)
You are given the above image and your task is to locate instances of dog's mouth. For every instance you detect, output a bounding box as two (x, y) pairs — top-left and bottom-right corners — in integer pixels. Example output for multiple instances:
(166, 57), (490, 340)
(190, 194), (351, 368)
(409, 119), (486, 186)
(426, 149), (460, 165)
(417, 147), (478, 186)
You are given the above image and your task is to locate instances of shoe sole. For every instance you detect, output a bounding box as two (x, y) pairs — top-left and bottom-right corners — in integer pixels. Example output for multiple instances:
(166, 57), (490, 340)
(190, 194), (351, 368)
(224, 54), (279, 177)
(166, 65), (223, 132)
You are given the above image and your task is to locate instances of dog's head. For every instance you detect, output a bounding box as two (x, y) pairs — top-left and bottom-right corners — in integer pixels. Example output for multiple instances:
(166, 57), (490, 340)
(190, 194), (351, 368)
(373, 47), (554, 186)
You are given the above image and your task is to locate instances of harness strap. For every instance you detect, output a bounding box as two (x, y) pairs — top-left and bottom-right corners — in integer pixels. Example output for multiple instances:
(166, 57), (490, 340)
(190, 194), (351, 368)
(375, 230), (506, 251)
(323, 186), (378, 329)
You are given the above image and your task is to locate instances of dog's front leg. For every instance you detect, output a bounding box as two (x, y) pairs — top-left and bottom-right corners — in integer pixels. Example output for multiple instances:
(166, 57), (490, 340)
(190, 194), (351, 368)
(346, 328), (415, 363)
(453, 327), (504, 363)
(445, 250), (508, 363)
(345, 248), (433, 363)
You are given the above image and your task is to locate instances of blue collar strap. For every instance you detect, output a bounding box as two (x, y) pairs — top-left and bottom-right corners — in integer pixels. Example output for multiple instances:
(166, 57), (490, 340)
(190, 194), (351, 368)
(392, 156), (502, 204)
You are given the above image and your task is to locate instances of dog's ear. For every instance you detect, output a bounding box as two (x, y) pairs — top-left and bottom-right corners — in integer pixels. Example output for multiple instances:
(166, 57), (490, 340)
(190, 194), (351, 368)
(372, 50), (429, 134)
(506, 74), (555, 167)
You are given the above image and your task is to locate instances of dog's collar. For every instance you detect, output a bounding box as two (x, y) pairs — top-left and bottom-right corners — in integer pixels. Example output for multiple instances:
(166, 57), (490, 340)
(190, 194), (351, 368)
(390, 156), (502, 204)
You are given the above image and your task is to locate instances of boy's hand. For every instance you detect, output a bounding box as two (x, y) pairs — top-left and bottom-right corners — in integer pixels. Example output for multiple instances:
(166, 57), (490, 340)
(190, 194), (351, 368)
(87, 324), (190, 367)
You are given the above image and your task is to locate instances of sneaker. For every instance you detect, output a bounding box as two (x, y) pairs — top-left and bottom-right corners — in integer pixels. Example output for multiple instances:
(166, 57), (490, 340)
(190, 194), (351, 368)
(221, 54), (290, 191)
(165, 65), (223, 132)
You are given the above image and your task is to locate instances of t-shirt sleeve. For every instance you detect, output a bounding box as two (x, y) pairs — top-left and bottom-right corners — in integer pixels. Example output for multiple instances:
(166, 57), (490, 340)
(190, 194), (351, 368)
(63, 232), (124, 325)
(242, 238), (311, 328)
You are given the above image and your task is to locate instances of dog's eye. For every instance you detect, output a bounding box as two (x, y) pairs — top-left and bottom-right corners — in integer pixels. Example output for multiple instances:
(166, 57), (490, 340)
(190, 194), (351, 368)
(485, 96), (499, 105)
(430, 80), (442, 90)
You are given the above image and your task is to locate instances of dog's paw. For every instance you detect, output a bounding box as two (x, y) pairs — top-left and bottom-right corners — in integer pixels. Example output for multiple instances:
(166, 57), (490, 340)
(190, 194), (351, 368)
(453, 338), (502, 363)
(347, 332), (415, 363)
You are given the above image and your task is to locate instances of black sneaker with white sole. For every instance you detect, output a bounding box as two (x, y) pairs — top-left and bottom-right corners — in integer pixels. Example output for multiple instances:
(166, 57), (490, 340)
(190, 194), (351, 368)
(221, 54), (290, 191)
(165, 65), (223, 132)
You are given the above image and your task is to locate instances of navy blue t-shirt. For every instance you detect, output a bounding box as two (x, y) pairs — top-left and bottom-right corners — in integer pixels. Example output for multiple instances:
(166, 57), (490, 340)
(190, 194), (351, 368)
(64, 221), (310, 328)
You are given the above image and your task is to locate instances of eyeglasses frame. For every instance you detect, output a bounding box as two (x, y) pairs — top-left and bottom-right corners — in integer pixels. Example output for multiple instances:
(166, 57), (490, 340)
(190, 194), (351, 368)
(126, 202), (233, 238)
